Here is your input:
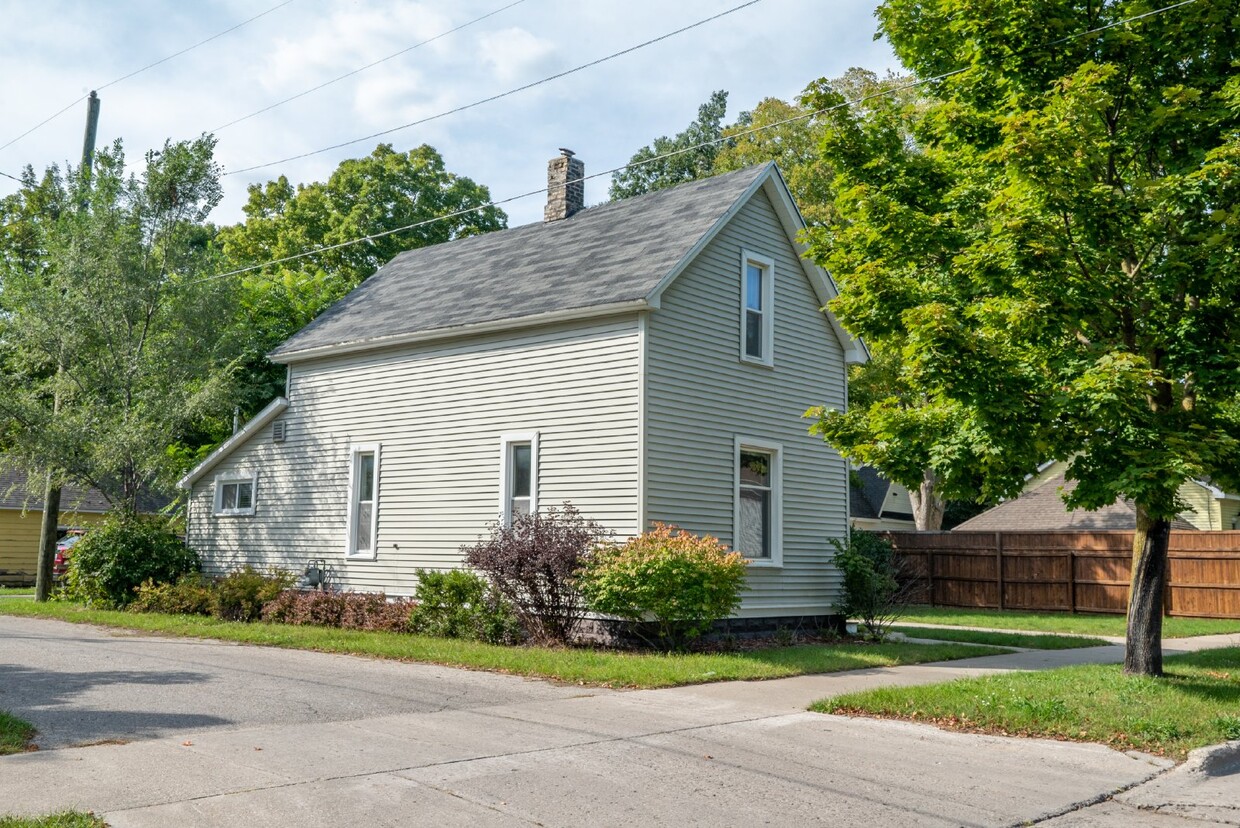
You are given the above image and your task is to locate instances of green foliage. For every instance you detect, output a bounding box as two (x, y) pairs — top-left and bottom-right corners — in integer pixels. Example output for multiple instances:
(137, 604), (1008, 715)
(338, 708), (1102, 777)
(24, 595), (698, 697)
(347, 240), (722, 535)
(578, 524), (748, 647)
(209, 566), (296, 622)
(65, 514), (199, 607)
(809, 1), (1240, 518)
(129, 574), (214, 616)
(831, 529), (907, 638)
(0, 137), (241, 508)
(609, 90), (729, 200)
(408, 569), (520, 644)
(216, 143), (506, 419)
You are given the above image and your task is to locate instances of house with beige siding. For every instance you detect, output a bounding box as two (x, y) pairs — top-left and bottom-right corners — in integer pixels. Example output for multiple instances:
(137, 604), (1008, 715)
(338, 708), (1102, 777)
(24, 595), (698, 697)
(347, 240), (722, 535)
(179, 156), (864, 624)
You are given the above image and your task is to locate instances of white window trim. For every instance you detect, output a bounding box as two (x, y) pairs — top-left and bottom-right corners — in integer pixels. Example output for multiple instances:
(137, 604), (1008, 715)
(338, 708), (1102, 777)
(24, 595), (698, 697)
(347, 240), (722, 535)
(498, 432), (539, 526)
(345, 443), (381, 560)
(739, 248), (775, 367)
(734, 436), (783, 567)
(213, 471), (257, 517)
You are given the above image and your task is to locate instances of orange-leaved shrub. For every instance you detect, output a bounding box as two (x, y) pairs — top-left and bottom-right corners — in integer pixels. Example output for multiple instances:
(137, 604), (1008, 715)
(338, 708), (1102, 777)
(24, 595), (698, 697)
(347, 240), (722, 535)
(577, 524), (748, 647)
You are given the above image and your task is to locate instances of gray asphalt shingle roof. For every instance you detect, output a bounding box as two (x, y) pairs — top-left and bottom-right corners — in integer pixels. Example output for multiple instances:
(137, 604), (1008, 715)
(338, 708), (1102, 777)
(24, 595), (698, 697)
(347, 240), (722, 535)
(271, 164), (771, 359)
(850, 466), (891, 521)
(952, 473), (1197, 531)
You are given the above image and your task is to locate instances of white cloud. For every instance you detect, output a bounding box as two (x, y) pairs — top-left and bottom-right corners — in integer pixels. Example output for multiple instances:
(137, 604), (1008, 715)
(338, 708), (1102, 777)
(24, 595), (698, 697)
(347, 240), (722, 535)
(477, 27), (557, 84)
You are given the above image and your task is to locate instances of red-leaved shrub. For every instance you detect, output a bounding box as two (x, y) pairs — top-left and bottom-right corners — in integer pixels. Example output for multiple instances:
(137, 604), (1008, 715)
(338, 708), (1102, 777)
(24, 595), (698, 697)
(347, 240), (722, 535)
(261, 590), (415, 632)
(463, 503), (610, 645)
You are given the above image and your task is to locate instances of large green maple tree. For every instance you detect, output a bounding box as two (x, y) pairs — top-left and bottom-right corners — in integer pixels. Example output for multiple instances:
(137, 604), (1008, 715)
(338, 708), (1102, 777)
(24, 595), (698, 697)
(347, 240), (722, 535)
(810, 0), (1240, 675)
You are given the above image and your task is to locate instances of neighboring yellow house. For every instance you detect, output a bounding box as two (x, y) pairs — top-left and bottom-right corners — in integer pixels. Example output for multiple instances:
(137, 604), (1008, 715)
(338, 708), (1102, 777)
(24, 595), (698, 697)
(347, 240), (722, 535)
(0, 470), (112, 586)
(971, 459), (1239, 531)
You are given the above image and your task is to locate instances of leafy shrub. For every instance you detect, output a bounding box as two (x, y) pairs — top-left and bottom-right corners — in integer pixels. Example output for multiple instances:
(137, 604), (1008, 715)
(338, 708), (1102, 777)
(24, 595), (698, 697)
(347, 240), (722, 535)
(261, 590), (415, 632)
(66, 514), (199, 607)
(463, 504), (610, 645)
(831, 529), (911, 638)
(210, 566), (296, 621)
(578, 524), (748, 648)
(408, 569), (521, 644)
(129, 574), (214, 615)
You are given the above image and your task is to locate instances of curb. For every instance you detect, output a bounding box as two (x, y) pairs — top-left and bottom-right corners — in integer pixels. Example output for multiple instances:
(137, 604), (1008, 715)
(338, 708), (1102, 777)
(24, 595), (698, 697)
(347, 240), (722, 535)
(1180, 739), (1240, 777)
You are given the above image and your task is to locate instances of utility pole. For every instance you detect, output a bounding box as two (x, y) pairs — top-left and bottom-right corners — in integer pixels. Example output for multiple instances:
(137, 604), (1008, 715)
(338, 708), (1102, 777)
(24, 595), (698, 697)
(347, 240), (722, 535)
(34, 91), (100, 602)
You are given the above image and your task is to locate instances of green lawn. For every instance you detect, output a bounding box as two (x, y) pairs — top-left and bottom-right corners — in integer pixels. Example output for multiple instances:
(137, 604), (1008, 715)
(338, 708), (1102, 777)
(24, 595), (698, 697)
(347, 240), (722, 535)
(0, 710), (36, 756)
(0, 813), (107, 828)
(0, 587), (33, 596)
(891, 626), (1110, 650)
(814, 648), (1240, 759)
(0, 598), (1008, 689)
(898, 606), (1240, 638)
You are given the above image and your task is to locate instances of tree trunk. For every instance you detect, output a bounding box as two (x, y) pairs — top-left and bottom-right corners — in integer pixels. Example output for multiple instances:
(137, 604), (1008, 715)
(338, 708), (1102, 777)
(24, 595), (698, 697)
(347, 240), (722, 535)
(908, 467), (946, 530)
(33, 474), (62, 603)
(1125, 504), (1170, 677)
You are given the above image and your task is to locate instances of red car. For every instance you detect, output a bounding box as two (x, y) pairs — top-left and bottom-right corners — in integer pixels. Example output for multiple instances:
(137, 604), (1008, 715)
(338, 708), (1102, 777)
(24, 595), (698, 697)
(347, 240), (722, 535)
(52, 533), (85, 580)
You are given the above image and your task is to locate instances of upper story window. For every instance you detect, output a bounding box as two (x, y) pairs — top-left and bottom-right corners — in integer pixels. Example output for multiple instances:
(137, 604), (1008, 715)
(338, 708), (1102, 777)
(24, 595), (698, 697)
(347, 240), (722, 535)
(735, 438), (782, 566)
(740, 249), (775, 366)
(499, 432), (539, 526)
(347, 444), (380, 558)
(214, 472), (256, 516)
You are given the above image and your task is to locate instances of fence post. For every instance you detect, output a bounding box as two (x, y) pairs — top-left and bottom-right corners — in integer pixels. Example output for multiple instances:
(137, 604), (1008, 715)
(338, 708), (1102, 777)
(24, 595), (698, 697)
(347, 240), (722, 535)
(1068, 550), (1076, 614)
(995, 532), (1005, 610)
(927, 547), (936, 607)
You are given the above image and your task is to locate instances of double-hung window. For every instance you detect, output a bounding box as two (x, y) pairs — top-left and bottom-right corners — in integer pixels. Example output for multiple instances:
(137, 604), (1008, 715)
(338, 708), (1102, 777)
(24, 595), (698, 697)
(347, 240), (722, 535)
(499, 433), (538, 526)
(740, 249), (775, 365)
(735, 438), (782, 565)
(347, 444), (380, 558)
(214, 472), (257, 516)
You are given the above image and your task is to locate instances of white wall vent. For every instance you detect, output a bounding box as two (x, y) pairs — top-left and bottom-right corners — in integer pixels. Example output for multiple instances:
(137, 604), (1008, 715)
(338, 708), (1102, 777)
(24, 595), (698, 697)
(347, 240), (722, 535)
(272, 420), (287, 443)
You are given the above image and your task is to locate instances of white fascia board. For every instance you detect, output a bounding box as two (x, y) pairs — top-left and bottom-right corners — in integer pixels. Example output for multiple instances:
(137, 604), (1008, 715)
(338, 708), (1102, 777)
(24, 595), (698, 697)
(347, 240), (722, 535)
(1193, 479), (1240, 500)
(177, 397), (289, 489)
(645, 162), (867, 364)
(270, 300), (651, 365)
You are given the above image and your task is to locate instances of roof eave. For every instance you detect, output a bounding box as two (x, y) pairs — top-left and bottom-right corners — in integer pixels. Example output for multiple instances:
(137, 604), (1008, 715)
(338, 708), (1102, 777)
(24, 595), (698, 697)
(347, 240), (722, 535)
(178, 397), (290, 489)
(644, 163), (867, 364)
(269, 299), (653, 365)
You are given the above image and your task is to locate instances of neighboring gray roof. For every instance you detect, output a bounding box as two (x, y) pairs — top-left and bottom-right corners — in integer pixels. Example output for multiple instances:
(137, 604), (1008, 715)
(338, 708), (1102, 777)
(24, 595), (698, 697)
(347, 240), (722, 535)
(850, 466), (891, 521)
(0, 469), (109, 514)
(953, 474), (1196, 532)
(271, 164), (771, 359)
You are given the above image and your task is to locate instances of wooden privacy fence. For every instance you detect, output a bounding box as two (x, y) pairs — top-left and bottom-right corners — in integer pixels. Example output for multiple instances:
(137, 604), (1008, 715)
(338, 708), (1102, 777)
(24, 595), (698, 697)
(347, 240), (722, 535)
(885, 531), (1240, 619)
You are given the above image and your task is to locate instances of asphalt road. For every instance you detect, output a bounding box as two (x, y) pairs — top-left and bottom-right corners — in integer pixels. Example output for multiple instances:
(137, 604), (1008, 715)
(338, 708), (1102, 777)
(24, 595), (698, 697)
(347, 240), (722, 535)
(0, 615), (1227, 827)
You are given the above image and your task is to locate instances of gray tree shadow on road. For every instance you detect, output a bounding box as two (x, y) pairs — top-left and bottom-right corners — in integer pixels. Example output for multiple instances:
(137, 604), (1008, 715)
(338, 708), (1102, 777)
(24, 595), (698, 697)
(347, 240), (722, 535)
(0, 662), (233, 749)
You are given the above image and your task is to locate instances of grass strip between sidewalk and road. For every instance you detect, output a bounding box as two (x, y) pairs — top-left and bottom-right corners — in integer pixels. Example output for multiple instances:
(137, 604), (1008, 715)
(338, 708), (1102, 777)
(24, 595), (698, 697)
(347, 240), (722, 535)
(0, 812), (108, 828)
(0, 598), (1009, 689)
(898, 606), (1240, 638)
(0, 710), (36, 756)
(814, 647), (1240, 759)
(891, 626), (1110, 650)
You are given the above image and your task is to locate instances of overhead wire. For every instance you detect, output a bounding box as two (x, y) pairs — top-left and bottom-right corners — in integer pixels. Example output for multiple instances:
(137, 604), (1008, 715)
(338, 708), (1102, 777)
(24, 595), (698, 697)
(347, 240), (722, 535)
(0, 0), (299, 156)
(222, 0), (765, 176)
(211, 0), (529, 133)
(195, 0), (1200, 288)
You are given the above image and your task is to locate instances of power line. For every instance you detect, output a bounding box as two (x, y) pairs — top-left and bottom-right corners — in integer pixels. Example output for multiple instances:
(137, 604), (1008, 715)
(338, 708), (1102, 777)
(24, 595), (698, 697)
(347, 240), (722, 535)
(0, 170), (22, 183)
(178, 0), (1207, 289)
(0, 0), (299, 156)
(212, 0), (529, 134)
(223, 0), (765, 177)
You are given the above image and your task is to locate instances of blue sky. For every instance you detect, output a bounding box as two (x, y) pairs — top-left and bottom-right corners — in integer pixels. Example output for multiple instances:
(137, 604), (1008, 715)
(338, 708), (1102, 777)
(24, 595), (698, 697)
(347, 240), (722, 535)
(0, 0), (899, 229)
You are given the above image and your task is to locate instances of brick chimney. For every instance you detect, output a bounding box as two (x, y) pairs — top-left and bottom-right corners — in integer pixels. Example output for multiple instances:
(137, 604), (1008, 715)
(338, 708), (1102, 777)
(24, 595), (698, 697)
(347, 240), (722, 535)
(544, 148), (584, 222)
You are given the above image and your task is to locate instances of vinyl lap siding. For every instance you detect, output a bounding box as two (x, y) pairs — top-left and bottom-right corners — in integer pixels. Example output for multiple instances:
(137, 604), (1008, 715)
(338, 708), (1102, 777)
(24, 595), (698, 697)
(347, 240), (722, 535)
(189, 318), (640, 594)
(644, 188), (849, 617)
